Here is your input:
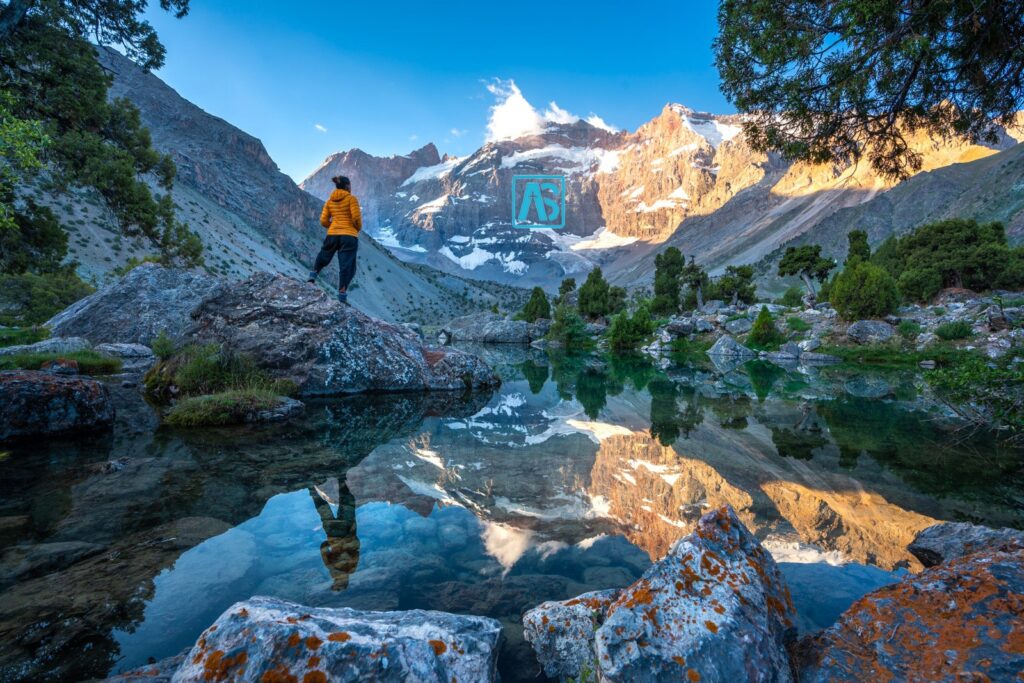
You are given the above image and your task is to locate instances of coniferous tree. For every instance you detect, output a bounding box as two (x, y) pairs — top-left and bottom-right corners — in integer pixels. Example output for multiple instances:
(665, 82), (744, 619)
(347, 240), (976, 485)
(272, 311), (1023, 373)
(518, 286), (551, 322)
(651, 246), (684, 315)
(578, 267), (611, 319)
(778, 244), (835, 301)
(716, 0), (1024, 179)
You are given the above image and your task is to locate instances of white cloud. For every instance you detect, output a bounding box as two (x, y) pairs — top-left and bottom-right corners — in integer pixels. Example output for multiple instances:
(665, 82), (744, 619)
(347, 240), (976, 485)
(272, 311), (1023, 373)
(543, 101), (579, 125)
(485, 79), (544, 142)
(314, 123), (328, 133)
(585, 114), (618, 133)
(484, 78), (613, 142)
(409, 134), (419, 141)
(450, 128), (468, 137)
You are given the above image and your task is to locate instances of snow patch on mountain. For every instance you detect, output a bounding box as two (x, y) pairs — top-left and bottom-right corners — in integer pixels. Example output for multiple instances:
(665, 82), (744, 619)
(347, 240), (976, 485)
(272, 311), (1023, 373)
(401, 157), (464, 186)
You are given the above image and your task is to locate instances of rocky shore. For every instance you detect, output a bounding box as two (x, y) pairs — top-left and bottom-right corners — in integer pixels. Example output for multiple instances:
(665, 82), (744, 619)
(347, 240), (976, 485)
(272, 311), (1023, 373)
(107, 507), (1023, 682)
(0, 264), (500, 440)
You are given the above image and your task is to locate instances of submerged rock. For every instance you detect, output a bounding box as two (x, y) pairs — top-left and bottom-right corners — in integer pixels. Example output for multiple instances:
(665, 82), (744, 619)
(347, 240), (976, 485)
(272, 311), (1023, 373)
(523, 506), (797, 682)
(46, 263), (223, 344)
(169, 596), (503, 682)
(0, 371), (115, 441)
(188, 273), (499, 395)
(440, 312), (531, 344)
(908, 521), (1024, 567)
(798, 547), (1024, 682)
(707, 334), (756, 359)
(846, 320), (895, 345)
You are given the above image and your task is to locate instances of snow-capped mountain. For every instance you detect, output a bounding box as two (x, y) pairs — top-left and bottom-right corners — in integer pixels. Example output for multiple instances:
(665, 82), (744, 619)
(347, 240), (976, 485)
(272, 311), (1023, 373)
(302, 88), (1024, 289)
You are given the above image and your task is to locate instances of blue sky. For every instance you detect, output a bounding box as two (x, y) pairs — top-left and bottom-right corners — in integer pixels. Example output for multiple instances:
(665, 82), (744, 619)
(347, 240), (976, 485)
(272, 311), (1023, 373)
(146, 1), (731, 182)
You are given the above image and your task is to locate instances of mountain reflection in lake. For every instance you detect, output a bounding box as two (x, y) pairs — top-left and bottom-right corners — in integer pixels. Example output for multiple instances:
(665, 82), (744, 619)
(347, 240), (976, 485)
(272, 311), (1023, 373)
(0, 347), (1021, 681)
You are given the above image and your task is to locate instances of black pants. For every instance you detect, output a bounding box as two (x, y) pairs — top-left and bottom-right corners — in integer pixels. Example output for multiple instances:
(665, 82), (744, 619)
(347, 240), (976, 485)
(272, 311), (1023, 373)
(313, 235), (358, 290)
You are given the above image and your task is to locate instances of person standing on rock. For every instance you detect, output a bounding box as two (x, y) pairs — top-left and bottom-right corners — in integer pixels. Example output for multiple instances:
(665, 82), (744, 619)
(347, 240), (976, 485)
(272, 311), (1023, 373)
(308, 175), (362, 304)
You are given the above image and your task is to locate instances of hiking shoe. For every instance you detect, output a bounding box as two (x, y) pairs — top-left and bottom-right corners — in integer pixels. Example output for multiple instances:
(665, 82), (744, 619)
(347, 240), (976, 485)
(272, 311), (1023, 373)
(338, 291), (348, 305)
(307, 271), (317, 283)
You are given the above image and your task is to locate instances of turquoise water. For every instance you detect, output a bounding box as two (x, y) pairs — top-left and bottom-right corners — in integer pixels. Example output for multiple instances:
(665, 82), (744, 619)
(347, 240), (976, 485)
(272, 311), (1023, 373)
(0, 348), (1021, 681)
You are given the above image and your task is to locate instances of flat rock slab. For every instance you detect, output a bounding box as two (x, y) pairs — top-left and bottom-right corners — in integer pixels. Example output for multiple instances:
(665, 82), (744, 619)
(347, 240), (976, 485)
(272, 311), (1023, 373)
(0, 370), (115, 441)
(441, 312), (531, 344)
(0, 336), (92, 357)
(798, 547), (1024, 682)
(170, 596), (503, 682)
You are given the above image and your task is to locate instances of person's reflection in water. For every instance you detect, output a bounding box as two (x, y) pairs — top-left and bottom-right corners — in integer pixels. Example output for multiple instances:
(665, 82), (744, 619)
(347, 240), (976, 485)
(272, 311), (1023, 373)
(308, 477), (360, 591)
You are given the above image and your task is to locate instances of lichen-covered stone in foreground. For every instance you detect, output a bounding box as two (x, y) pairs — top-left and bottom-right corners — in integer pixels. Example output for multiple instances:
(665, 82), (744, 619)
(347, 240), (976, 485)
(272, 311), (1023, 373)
(523, 505), (797, 682)
(170, 596), (503, 682)
(798, 547), (1024, 683)
(523, 588), (621, 680)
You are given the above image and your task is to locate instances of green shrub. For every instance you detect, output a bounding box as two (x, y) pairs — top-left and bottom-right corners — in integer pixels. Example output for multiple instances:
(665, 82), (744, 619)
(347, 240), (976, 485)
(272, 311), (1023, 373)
(0, 350), (122, 374)
(897, 320), (922, 340)
(935, 320), (973, 340)
(786, 316), (811, 333)
(878, 218), (1022, 301)
(0, 271), (94, 326)
(0, 326), (50, 348)
(932, 307), (946, 317)
(110, 255), (162, 278)
(151, 330), (175, 360)
(547, 303), (589, 346)
(748, 306), (784, 349)
(778, 285), (804, 307)
(608, 305), (655, 351)
(830, 261), (900, 321)
(164, 389), (284, 427)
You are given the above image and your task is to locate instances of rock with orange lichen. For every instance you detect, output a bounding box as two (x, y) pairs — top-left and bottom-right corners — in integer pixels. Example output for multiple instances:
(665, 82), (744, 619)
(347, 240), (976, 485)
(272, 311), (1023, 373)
(798, 547), (1024, 683)
(908, 521), (1024, 568)
(522, 588), (622, 680)
(593, 505), (797, 682)
(165, 596), (502, 682)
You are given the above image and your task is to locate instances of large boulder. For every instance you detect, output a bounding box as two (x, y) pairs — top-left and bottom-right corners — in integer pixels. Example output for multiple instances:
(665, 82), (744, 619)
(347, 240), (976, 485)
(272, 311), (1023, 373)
(846, 320), (895, 345)
(440, 312), (531, 344)
(168, 596), (503, 682)
(46, 263), (223, 344)
(187, 273), (499, 395)
(0, 371), (115, 441)
(908, 521), (1024, 568)
(0, 336), (92, 357)
(798, 547), (1024, 682)
(707, 334), (756, 359)
(523, 589), (621, 680)
(524, 506), (797, 682)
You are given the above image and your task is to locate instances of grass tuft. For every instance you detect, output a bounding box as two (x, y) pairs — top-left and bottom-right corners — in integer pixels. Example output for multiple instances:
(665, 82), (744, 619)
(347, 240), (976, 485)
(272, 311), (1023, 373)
(0, 350), (122, 375)
(0, 327), (51, 348)
(164, 389), (286, 427)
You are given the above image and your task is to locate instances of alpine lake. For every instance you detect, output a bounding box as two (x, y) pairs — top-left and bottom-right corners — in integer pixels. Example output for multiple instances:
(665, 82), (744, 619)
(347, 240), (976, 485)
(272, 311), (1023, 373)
(1, 344), (1022, 681)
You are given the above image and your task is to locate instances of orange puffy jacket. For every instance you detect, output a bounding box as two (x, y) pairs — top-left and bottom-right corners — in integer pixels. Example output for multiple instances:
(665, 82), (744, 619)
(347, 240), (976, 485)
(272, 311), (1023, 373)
(320, 189), (363, 237)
